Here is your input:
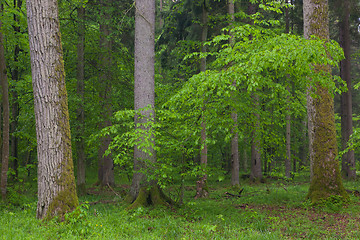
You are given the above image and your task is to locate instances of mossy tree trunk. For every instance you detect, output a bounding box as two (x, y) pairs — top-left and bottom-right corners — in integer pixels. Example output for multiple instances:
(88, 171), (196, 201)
(127, 0), (171, 208)
(303, 0), (348, 203)
(26, 0), (79, 219)
(0, 10), (10, 201)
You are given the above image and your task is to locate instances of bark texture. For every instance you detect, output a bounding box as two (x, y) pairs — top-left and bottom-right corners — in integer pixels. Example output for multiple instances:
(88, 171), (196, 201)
(339, 0), (355, 179)
(26, 0), (79, 219)
(303, 0), (347, 203)
(0, 15), (10, 201)
(128, 0), (157, 203)
(76, 6), (86, 194)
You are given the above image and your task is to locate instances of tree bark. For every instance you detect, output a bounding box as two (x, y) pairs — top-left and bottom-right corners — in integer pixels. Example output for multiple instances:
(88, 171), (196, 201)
(339, 0), (355, 179)
(76, 5), (87, 194)
(26, 0), (79, 219)
(303, 0), (347, 203)
(126, 0), (170, 207)
(0, 11), (10, 201)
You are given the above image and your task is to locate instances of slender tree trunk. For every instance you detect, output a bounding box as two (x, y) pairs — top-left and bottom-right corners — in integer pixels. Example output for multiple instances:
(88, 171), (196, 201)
(284, 2), (291, 178)
(228, 0), (239, 186)
(304, 0), (347, 203)
(339, 0), (355, 179)
(11, 0), (22, 180)
(26, 0), (79, 219)
(159, 0), (163, 28)
(98, 0), (114, 186)
(195, 1), (209, 199)
(248, 2), (262, 181)
(0, 11), (10, 201)
(76, 6), (86, 194)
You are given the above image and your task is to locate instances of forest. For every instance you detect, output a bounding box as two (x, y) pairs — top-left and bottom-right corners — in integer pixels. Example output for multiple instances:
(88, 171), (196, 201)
(1, 0), (360, 239)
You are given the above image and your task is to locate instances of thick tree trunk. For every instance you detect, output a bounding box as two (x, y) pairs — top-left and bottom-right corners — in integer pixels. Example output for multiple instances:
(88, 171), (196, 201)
(76, 6), (86, 194)
(195, 2), (209, 199)
(98, 0), (114, 186)
(127, 0), (171, 208)
(26, 0), (79, 219)
(0, 14), (10, 201)
(303, 0), (347, 203)
(339, 0), (355, 179)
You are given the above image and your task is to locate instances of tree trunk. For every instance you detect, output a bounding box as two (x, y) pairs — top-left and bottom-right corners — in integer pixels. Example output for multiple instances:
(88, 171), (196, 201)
(339, 0), (355, 179)
(285, 4), (291, 179)
(228, 0), (240, 186)
(76, 6), (86, 194)
(98, 0), (114, 186)
(127, 0), (171, 208)
(248, 2), (262, 181)
(10, 0), (22, 180)
(26, 0), (79, 219)
(250, 95), (262, 181)
(0, 12), (10, 201)
(195, 1), (209, 199)
(303, 0), (347, 203)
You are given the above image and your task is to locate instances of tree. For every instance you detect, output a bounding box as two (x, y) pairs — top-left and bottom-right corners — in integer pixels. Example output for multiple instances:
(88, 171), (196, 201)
(126, 0), (171, 208)
(338, 0), (355, 179)
(303, 0), (347, 203)
(76, 5), (87, 194)
(0, 7), (10, 201)
(98, 0), (114, 187)
(26, 0), (79, 219)
(248, 2), (262, 181)
(195, 0), (209, 199)
(229, 0), (240, 186)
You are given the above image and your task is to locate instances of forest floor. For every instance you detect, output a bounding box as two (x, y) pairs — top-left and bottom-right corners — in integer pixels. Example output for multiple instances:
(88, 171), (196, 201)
(1, 173), (360, 239)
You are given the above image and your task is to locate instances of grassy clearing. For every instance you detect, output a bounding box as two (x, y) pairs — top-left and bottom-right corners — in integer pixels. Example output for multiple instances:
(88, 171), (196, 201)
(1, 174), (360, 239)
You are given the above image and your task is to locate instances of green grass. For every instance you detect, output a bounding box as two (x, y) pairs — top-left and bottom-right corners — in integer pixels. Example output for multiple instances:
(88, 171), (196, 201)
(2, 174), (360, 239)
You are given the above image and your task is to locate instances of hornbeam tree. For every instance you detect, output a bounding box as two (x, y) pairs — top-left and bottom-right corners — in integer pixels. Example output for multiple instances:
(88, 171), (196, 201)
(304, 0), (347, 203)
(26, 0), (79, 219)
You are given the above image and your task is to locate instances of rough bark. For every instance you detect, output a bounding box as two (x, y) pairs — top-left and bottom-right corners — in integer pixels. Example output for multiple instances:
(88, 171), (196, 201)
(98, 0), (114, 186)
(76, 6), (86, 194)
(339, 0), (355, 179)
(303, 0), (347, 203)
(195, 2), (209, 199)
(0, 14), (10, 201)
(26, 0), (79, 219)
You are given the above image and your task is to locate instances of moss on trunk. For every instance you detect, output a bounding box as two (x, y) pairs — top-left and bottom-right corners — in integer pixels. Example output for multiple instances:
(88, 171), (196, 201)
(306, 82), (348, 203)
(126, 184), (173, 210)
